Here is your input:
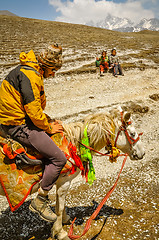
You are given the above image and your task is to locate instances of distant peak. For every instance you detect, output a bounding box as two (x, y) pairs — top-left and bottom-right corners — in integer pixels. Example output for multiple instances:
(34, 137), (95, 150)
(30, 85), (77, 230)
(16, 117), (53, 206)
(86, 15), (159, 32)
(0, 10), (18, 17)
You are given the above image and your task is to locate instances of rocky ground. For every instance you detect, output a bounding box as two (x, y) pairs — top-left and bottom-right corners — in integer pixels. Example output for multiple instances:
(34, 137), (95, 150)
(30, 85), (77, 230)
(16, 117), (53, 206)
(0, 15), (159, 240)
(0, 68), (158, 240)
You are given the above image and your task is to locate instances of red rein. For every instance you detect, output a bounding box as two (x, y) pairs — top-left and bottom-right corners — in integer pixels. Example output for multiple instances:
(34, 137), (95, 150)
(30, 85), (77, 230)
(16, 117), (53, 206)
(68, 154), (128, 239)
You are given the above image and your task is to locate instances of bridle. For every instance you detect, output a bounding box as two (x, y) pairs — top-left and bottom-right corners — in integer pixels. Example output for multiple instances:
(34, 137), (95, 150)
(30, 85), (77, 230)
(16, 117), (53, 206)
(114, 111), (143, 149)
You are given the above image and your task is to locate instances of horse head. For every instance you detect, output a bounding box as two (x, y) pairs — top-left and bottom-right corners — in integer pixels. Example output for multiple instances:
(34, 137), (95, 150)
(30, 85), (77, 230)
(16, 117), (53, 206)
(64, 107), (145, 161)
(113, 106), (145, 160)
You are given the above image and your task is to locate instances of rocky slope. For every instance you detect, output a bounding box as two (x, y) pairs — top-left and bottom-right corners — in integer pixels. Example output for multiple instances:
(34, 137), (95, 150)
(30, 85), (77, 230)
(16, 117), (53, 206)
(0, 15), (159, 240)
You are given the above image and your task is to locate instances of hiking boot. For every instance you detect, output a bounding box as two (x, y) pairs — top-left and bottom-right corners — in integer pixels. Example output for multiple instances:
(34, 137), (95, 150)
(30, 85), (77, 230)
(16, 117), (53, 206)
(29, 195), (57, 222)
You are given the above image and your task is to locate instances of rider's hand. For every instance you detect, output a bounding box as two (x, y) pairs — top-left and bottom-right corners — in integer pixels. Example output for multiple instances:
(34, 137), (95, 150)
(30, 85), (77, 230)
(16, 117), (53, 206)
(49, 120), (63, 134)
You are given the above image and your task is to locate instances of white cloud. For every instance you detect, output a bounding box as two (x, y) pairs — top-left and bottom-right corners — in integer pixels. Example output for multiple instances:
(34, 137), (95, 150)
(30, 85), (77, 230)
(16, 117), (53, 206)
(49, 0), (155, 24)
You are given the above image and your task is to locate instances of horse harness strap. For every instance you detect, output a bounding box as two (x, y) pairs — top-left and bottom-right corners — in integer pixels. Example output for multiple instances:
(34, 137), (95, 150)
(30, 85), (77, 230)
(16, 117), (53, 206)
(115, 126), (143, 147)
(114, 112), (143, 147)
(79, 141), (108, 156)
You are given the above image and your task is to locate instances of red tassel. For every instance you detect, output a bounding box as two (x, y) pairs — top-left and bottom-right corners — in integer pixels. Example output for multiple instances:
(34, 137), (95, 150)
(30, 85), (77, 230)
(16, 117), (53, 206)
(68, 143), (84, 172)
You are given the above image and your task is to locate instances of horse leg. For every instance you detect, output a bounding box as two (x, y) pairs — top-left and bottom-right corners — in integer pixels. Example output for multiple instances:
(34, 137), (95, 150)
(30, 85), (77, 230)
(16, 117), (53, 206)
(62, 172), (80, 225)
(62, 206), (71, 225)
(52, 169), (80, 240)
(52, 177), (71, 240)
(0, 183), (5, 196)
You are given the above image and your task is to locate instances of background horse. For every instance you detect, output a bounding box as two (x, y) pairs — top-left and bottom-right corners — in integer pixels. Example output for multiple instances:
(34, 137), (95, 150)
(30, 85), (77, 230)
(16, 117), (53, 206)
(0, 107), (145, 240)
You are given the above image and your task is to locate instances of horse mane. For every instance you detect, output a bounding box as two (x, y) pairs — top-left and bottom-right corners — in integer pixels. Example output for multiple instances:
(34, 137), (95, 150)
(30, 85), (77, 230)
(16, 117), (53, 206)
(63, 109), (122, 154)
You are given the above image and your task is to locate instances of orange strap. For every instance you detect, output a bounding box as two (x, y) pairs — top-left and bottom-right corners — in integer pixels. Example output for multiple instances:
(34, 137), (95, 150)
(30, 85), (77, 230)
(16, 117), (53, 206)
(68, 154), (128, 239)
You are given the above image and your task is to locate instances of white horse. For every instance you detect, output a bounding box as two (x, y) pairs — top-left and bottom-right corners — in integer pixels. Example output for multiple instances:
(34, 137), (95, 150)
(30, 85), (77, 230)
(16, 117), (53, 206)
(0, 107), (145, 240)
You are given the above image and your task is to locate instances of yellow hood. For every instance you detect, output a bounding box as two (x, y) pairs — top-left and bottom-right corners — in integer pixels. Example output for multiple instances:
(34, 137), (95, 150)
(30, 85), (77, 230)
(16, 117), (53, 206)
(19, 50), (40, 71)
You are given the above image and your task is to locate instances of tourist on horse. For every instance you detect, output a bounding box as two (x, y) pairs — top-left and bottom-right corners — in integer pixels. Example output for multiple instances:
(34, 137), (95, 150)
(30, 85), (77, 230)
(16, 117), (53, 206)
(96, 50), (110, 76)
(109, 48), (124, 77)
(0, 44), (67, 222)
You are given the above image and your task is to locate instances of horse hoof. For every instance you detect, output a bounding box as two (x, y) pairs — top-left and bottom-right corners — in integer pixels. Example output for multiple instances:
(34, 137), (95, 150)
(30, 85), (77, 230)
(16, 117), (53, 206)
(54, 234), (70, 240)
(52, 229), (69, 240)
(60, 236), (70, 240)
(54, 230), (70, 240)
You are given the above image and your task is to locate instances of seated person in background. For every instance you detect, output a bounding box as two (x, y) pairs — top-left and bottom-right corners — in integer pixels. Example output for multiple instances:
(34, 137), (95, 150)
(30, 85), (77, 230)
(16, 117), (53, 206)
(96, 50), (109, 76)
(99, 50), (109, 76)
(109, 48), (124, 77)
(95, 56), (100, 67)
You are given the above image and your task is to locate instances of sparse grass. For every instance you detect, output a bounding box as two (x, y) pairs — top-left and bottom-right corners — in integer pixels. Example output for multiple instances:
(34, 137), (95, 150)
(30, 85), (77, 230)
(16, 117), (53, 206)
(129, 48), (159, 64)
(0, 15), (159, 73)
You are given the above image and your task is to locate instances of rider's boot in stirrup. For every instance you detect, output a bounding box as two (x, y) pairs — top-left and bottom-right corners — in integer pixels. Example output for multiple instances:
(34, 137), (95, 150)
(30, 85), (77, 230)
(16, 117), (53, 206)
(29, 194), (57, 222)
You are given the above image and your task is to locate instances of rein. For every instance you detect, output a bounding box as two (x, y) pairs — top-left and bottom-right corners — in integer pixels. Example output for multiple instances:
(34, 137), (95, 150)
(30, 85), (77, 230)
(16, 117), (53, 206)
(68, 154), (128, 239)
(68, 111), (143, 239)
(115, 112), (143, 147)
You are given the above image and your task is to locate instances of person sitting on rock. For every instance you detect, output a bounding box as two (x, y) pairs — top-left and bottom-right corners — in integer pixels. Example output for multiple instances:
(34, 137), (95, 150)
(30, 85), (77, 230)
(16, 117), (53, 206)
(109, 48), (124, 77)
(96, 50), (109, 76)
(100, 50), (110, 76)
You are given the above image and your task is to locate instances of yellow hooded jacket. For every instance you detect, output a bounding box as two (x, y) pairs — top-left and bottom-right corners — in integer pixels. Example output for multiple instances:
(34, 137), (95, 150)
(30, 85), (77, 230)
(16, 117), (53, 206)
(0, 50), (52, 134)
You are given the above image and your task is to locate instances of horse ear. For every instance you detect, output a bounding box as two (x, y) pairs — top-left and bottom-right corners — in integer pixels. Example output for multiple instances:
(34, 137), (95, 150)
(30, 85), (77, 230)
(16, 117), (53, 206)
(123, 112), (131, 122)
(117, 106), (123, 113)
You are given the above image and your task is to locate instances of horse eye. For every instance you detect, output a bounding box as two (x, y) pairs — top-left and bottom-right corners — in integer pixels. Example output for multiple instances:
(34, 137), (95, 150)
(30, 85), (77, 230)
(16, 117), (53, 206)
(131, 132), (136, 137)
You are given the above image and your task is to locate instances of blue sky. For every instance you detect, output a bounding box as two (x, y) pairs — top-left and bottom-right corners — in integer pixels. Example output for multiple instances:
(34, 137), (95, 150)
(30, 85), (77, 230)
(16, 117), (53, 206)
(1, 0), (159, 23)
(0, 0), (59, 20)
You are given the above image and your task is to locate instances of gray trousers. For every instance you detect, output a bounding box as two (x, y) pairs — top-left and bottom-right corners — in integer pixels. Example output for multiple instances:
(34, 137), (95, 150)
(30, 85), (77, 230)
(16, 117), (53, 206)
(113, 63), (123, 76)
(3, 124), (67, 191)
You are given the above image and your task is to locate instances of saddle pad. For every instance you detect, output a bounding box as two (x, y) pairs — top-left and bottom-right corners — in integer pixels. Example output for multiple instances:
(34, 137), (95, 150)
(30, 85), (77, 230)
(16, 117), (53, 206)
(0, 146), (42, 212)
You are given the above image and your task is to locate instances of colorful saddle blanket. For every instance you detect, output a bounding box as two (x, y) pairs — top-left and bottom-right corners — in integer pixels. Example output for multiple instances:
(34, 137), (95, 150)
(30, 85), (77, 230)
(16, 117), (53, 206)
(0, 133), (84, 212)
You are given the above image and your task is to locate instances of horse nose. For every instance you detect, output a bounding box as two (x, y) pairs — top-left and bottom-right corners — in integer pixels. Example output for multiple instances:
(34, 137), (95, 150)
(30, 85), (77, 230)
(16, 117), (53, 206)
(132, 149), (145, 160)
(138, 151), (145, 159)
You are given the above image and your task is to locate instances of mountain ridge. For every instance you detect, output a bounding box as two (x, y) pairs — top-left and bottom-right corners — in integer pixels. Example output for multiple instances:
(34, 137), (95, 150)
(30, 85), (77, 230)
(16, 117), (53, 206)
(86, 15), (159, 32)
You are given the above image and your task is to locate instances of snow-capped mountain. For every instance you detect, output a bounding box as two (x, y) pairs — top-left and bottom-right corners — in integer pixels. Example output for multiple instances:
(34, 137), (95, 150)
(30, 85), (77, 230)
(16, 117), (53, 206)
(86, 15), (159, 32)
(134, 18), (159, 32)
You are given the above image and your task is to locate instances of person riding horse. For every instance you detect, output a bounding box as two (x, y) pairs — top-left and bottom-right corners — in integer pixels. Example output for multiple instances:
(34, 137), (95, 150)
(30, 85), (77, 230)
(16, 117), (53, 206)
(0, 44), (67, 222)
